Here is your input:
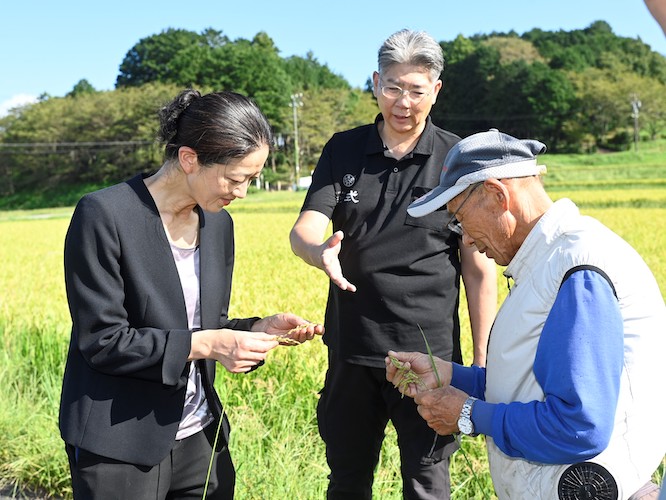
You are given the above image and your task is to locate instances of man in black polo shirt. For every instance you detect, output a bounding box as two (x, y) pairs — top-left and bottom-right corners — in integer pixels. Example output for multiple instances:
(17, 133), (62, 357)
(290, 29), (498, 499)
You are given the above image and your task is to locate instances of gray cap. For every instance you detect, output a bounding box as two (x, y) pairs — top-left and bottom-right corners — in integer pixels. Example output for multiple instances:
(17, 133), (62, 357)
(407, 129), (547, 217)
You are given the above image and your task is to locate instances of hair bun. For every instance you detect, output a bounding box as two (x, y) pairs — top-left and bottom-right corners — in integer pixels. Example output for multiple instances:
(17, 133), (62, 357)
(157, 89), (202, 144)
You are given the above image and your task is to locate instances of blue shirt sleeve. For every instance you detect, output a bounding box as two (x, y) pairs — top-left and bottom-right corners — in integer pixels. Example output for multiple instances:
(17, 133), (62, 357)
(451, 362), (486, 398)
(473, 269), (624, 463)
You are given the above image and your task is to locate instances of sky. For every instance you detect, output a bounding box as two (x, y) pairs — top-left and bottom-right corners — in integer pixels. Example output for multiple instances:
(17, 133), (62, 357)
(1, 0), (665, 116)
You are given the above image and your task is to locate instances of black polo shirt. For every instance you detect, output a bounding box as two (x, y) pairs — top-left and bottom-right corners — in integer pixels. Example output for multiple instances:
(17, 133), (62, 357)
(301, 115), (463, 368)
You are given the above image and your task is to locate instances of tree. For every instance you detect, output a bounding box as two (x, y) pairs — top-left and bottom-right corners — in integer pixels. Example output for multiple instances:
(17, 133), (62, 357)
(612, 72), (666, 141)
(482, 36), (546, 66)
(288, 88), (377, 178)
(128, 31), (293, 130)
(442, 35), (477, 66)
(116, 28), (227, 87)
(3, 22), (666, 200)
(635, 81), (666, 140)
(434, 41), (502, 136)
(67, 79), (97, 97)
(488, 61), (577, 149)
(571, 68), (631, 147)
(0, 84), (179, 194)
(283, 52), (350, 91)
(434, 24), (666, 150)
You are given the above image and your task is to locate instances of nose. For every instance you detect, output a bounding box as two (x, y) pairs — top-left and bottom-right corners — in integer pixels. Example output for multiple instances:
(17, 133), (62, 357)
(233, 181), (250, 199)
(395, 92), (411, 105)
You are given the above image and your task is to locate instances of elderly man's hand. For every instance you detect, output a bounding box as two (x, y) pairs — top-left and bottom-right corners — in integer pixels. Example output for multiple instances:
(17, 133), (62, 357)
(414, 385), (469, 435)
(385, 350), (453, 397)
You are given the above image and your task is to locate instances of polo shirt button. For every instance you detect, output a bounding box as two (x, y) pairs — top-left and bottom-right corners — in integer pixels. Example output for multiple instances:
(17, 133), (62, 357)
(393, 167), (399, 173)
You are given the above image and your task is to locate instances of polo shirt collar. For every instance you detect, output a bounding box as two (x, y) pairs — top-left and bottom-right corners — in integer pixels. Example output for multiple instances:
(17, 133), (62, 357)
(367, 114), (436, 155)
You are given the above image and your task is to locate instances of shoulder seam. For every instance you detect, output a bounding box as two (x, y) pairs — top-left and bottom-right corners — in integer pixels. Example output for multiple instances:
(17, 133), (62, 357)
(560, 265), (618, 299)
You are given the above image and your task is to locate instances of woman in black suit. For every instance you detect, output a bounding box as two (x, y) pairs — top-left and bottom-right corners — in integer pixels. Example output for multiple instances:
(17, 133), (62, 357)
(60, 89), (323, 499)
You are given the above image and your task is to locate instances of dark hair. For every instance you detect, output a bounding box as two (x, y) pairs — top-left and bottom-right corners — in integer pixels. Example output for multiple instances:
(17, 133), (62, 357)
(157, 89), (274, 166)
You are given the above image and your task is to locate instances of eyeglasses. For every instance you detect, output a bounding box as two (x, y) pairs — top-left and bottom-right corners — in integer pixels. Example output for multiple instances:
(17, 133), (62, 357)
(380, 83), (434, 104)
(446, 183), (482, 236)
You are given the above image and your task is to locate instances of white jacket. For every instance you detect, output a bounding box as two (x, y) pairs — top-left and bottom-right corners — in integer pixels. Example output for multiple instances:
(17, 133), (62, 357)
(485, 198), (665, 499)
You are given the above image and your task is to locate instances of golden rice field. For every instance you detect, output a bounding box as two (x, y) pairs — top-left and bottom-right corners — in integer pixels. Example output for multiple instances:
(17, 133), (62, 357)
(0, 185), (664, 498)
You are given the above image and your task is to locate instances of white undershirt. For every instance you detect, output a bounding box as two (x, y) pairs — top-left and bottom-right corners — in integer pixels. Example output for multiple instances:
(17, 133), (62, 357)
(169, 242), (214, 440)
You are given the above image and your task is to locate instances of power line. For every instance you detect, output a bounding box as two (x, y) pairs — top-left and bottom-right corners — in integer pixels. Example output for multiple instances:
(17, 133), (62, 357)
(0, 140), (154, 149)
(0, 140), (157, 156)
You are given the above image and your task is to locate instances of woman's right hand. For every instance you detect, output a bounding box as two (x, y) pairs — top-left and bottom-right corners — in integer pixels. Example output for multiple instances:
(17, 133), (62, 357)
(190, 329), (279, 373)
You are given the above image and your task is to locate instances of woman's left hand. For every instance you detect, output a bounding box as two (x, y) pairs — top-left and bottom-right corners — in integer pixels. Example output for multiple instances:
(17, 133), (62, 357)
(251, 313), (324, 345)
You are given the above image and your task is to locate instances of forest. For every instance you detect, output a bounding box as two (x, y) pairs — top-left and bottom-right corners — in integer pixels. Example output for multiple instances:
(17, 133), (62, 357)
(0, 20), (664, 206)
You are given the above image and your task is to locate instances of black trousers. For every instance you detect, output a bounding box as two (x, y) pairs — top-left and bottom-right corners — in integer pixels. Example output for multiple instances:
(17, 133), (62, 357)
(318, 351), (458, 500)
(65, 423), (235, 500)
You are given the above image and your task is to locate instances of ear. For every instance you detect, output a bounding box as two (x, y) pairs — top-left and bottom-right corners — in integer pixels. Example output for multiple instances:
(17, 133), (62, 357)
(372, 71), (380, 97)
(178, 146), (199, 174)
(431, 80), (443, 105)
(483, 179), (510, 210)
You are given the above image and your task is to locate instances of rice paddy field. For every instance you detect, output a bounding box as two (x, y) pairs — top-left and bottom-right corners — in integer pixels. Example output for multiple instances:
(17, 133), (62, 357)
(1, 143), (665, 498)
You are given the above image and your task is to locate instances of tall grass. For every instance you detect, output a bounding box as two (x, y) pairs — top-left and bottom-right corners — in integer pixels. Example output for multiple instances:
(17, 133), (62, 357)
(1, 145), (665, 498)
(0, 216), (72, 498)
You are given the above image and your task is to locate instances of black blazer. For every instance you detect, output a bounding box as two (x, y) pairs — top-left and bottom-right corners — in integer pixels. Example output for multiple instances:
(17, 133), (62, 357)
(59, 174), (257, 466)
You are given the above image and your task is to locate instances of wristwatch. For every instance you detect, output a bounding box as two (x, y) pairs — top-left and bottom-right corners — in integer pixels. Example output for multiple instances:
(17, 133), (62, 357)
(457, 396), (478, 436)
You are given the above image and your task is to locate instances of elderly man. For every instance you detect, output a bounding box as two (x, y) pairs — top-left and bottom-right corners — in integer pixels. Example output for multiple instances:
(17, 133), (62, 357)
(387, 129), (665, 500)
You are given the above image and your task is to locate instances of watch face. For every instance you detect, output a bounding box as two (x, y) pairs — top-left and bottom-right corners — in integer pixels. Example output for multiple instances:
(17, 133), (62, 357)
(458, 417), (474, 435)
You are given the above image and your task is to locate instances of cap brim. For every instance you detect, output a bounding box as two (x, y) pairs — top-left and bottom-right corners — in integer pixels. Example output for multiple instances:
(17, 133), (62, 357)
(407, 184), (468, 217)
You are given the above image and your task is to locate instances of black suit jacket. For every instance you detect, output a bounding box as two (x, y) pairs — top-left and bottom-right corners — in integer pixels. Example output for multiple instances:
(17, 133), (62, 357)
(59, 174), (257, 466)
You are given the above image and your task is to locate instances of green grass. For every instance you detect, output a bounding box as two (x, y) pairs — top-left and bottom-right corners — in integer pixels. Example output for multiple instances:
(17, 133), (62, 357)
(0, 183), (104, 211)
(1, 144), (665, 498)
(543, 140), (666, 193)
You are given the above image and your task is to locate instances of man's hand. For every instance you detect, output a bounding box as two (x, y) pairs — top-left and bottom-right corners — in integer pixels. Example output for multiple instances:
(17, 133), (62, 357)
(385, 350), (453, 397)
(320, 231), (356, 292)
(290, 212), (356, 292)
(414, 385), (469, 435)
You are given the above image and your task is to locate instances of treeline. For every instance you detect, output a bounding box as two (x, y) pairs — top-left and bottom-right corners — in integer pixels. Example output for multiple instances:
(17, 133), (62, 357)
(0, 21), (664, 204)
(434, 21), (666, 151)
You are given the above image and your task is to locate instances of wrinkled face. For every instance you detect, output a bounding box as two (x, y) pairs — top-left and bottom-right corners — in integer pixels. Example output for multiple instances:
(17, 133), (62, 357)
(189, 145), (269, 212)
(373, 63), (441, 136)
(446, 183), (518, 266)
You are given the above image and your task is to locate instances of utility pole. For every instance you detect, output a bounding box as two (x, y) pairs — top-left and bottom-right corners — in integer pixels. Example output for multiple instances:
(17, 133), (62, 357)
(631, 94), (641, 152)
(290, 93), (303, 189)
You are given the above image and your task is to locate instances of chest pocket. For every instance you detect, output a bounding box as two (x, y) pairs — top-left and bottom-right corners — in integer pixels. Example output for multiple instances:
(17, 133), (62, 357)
(404, 186), (448, 232)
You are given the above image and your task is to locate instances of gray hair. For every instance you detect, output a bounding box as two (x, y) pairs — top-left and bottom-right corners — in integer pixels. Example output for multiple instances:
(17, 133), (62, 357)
(377, 29), (444, 82)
